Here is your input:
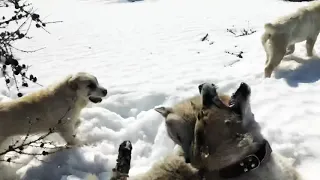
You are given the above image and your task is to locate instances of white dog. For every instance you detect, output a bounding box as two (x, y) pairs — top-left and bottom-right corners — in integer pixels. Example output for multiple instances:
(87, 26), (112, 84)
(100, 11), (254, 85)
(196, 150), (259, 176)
(0, 72), (108, 147)
(261, 1), (320, 78)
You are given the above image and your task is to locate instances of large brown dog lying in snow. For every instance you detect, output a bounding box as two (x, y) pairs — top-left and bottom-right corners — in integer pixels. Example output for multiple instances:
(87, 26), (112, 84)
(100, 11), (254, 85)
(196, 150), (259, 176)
(110, 82), (301, 180)
(262, 1), (320, 78)
(0, 72), (108, 147)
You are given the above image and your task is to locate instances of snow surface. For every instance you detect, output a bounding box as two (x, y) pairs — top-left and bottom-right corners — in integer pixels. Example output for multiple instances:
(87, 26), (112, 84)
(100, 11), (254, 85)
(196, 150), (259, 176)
(0, 0), (320, 179)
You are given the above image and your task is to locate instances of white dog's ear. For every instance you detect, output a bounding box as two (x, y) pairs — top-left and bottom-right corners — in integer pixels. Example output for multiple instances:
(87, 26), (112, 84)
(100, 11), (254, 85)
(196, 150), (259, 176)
(154, 106), (173, 118)
(68, 76), (78, 91)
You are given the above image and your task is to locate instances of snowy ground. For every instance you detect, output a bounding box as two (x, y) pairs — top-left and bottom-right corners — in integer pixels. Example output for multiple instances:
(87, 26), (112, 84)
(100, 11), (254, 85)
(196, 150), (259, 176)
(0, 0), (320, 179)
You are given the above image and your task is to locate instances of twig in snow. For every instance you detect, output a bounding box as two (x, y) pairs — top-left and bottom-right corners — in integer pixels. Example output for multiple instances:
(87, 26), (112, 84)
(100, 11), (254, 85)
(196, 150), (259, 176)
(225, 50), (244, 58)
(226, 24), (257, 37)
(201, 33), (209, 41)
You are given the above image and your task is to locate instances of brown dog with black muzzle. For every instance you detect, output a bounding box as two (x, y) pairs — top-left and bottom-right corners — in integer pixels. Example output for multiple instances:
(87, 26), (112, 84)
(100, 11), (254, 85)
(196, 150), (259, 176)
(190, 82), (302, 180)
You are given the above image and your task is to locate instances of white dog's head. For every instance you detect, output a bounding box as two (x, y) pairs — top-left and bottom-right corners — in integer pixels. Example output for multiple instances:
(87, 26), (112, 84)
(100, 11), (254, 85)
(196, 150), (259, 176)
(67, 72), (108, 103)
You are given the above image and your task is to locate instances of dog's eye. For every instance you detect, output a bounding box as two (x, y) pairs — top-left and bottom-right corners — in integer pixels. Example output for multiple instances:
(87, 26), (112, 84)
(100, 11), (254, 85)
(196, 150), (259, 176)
(87, 82), (97, 89)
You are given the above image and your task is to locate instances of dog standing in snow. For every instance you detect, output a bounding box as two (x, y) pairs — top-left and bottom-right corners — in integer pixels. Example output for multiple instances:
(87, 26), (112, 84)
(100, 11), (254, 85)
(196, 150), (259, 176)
(261, 1), (320, 78)
(0, 72), (108, 147)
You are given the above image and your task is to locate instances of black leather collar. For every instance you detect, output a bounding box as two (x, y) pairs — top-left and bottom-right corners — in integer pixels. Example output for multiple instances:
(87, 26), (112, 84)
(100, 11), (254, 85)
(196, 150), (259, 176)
(218, 139), (272, 179)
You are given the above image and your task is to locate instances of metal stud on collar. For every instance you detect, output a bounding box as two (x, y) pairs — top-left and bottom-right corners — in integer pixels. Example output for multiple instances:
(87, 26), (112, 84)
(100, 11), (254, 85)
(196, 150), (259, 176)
(242, 154), (261, 172)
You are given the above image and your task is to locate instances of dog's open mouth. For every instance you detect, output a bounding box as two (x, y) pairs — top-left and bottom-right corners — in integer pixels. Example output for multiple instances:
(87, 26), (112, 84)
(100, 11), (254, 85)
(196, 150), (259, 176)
(229, 82), (251, 114)
(89, 96), (102, 103)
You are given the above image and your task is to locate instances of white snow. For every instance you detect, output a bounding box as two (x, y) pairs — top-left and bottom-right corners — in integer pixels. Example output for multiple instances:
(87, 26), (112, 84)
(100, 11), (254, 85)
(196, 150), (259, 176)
(0, 0), (319, 179)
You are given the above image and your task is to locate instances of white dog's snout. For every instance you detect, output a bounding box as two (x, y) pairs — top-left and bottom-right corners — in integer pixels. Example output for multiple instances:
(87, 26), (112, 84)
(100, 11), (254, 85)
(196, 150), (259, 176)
(98, 86), (108, 96)
(101, 87), (108, 96)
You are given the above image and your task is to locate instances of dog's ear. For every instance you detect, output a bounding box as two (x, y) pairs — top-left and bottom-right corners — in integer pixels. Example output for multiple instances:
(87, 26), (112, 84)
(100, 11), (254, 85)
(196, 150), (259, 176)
(154, 106), (173, 118)
(68, 76), (78, 91)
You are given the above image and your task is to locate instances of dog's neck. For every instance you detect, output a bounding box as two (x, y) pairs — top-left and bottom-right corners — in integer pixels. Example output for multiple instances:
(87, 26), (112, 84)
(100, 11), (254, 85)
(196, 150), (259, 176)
(215, 139), (272, 179)
(48, 80), (89, 108)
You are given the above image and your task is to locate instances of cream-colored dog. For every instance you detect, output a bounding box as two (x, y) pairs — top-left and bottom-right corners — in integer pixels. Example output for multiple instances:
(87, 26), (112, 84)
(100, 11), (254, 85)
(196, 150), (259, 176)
(261, 1), (320, 78)
(0, 72), (108, 147)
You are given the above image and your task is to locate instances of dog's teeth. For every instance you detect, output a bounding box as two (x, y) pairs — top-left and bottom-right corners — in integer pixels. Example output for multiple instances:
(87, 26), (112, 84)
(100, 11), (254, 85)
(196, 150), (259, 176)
(248, 157), (252, 162)
(240, 162), (244, 166)
(244, 168), (248, 172)
(251, 164), (256, 168)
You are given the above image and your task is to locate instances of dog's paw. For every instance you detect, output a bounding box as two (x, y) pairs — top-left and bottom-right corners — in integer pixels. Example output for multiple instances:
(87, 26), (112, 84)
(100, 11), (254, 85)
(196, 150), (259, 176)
(111, 168), (129, 180)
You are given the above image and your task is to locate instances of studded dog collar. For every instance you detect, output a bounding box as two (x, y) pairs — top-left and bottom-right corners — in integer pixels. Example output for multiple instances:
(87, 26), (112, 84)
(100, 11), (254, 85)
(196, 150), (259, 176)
(218, 139), (272, 178)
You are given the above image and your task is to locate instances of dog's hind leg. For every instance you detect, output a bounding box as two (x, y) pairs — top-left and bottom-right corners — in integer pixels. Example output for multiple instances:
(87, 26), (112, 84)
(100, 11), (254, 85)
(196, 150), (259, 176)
(57, 125), (80, 146)
(264, 35), (287, 78)
(261, 32), (271, 69)
(306, 35), (318, 56)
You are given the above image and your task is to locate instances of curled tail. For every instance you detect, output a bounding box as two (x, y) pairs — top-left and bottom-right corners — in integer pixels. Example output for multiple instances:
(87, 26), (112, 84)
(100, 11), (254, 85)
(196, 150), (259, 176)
(261, 23), (276, 46)
(261, 32), (271, 46)
(264, 23), (277, 34)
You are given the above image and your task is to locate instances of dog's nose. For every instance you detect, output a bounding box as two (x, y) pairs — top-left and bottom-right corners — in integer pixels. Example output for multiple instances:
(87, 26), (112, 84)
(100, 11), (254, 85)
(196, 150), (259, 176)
(237, 82), (251, 97)
(102, 89), (108, 96)
(185, 157), (191, 164)
(198, 83), (205, 94)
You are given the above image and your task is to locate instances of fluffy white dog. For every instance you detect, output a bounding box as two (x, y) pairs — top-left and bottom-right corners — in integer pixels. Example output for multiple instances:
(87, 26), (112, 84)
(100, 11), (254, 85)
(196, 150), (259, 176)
(0, 72), (108, 147)
(261, 1), (320, 78)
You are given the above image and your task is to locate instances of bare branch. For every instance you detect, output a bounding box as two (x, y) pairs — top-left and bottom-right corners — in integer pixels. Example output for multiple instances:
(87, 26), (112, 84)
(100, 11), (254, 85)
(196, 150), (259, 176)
(0, 0), (60, 96)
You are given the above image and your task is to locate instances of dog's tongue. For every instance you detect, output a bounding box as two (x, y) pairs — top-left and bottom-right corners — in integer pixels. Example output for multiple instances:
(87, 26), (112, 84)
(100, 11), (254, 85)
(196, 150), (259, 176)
(89, 97), (102, 103)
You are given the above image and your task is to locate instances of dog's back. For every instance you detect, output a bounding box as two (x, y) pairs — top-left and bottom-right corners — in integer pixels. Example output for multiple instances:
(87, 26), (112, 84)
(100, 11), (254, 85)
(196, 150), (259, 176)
(264, 1), (320, 44)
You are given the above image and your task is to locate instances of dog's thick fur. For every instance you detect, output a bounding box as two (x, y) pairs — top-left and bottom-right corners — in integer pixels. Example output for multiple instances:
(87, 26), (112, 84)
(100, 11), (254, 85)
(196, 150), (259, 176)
(129, 150), (200, 180)
(0, 72), (108, 147)
(154, 94), (230, 163)
(107, 146), (200, 180)
(261, 1), (320, 78)
(190, 82), (302, 180)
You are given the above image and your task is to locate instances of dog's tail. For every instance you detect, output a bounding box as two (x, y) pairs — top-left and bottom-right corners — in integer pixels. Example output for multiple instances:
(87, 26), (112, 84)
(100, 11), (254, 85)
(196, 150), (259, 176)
(261, 31), (271, 46)
(264, 23), (277, 34)
(261, 23), (276, 46)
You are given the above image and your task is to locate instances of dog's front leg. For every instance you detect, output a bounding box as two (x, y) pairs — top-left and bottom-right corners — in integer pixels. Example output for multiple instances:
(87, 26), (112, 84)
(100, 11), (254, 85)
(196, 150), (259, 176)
(74, 118), (81, 129)
(57, 125), (81, 147)
(306, 35), (318, 56)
